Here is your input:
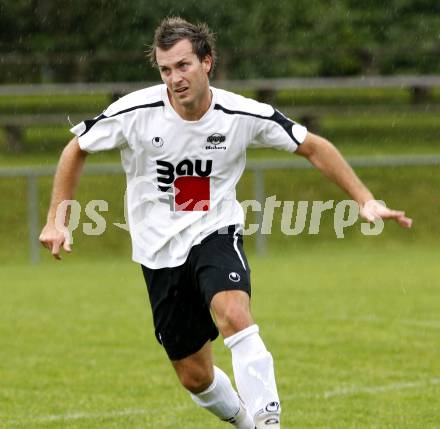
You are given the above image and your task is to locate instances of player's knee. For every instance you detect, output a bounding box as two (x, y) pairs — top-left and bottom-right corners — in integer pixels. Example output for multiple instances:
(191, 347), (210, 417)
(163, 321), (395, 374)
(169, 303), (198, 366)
(216, 304), (253, 337)
(177, 370), (213, 393)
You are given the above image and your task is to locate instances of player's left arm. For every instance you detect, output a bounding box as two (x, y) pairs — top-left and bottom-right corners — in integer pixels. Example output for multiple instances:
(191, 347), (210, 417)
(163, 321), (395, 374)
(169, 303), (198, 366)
(295, 132), (412, 228)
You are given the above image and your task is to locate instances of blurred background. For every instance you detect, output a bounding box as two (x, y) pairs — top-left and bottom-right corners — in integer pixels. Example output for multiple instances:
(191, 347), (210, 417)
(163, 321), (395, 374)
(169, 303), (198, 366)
(1, 2), (440, 428)
(1, 0), (440, 82)
(0, 0), (439, 263)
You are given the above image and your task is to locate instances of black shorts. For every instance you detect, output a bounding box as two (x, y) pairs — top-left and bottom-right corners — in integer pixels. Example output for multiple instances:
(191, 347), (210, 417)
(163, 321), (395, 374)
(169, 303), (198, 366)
(141, 225), (251, 361)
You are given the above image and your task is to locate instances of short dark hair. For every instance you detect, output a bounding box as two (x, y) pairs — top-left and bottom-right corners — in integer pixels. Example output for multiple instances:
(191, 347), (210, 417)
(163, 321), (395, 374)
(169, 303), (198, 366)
(148, 17), (217, 77)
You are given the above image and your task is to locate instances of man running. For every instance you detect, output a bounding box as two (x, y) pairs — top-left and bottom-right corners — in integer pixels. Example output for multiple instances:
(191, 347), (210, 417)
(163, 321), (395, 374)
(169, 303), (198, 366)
(40, 17), (412, 429)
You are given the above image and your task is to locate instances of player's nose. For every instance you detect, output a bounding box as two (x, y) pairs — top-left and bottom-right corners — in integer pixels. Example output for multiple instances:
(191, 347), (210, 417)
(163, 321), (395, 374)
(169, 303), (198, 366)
(171, 70), (184, 86)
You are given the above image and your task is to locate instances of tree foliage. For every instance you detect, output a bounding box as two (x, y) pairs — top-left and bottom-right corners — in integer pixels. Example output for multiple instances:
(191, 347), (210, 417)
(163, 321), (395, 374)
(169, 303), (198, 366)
(0, 0), (439, 82)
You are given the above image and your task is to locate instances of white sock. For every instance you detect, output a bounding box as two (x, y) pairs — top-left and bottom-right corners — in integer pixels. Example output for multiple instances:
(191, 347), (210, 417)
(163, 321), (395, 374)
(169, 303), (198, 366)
(189, 366), (254, 429)
(224, 325), (281, 427)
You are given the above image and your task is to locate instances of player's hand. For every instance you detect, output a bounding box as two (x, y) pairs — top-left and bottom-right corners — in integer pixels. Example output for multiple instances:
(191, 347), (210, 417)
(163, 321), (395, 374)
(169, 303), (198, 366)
(360, 200), (412, 228)
(39, 223), (72, 260)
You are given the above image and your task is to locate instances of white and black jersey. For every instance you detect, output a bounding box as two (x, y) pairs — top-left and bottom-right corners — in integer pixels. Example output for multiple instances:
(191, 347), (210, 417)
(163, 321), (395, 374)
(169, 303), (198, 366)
(71, 84), (307, 269)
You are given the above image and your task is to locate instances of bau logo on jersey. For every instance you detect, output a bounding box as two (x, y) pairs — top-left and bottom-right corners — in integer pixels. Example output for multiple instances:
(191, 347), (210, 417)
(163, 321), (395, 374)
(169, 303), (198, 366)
(206, 133), (226, 150)
(156, 159), (212, 212)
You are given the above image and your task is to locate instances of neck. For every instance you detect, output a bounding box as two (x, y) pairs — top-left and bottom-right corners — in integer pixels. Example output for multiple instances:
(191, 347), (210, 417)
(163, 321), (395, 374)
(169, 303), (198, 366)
(169, 88), (212, 121)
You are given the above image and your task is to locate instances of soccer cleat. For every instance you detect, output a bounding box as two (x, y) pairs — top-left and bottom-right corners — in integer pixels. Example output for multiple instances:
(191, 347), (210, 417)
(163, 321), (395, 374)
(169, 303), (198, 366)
(254, 401), (280, 428)
(254, 415), (280, 428)
(223, 399), (255, 429)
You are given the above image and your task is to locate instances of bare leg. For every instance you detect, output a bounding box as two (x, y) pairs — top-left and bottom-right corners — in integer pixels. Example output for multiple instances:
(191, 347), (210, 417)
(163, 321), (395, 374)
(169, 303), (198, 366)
(210, 290), (254, 338)
(172, 340), (214, 393)
(211, 291), (281, 428)
(171, 340), (254, 428)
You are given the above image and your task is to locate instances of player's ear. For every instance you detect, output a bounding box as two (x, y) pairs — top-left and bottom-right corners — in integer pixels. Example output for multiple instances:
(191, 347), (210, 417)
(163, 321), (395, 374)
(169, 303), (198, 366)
(202, 55), (212, 75)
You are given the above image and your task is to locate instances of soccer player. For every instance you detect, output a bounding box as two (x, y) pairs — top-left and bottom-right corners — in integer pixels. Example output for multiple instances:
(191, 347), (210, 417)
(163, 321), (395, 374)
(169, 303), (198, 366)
(39, 17), (412, 429)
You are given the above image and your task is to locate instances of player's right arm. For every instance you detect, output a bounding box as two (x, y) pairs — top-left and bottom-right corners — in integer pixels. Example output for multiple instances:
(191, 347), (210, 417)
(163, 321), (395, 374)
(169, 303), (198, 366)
(39, 137), (88, 260)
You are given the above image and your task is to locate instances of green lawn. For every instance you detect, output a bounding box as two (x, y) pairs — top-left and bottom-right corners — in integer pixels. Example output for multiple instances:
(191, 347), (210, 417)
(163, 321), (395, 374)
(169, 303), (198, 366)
(1, 244), (439, 428)
(1, 86), (438, 428)
(1, 87), (439, 427)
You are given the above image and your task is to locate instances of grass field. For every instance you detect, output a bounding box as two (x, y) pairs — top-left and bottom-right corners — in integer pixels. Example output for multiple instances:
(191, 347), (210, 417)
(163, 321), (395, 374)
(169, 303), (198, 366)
(1, 244), (439, 429)
(1, 85), (439, 428)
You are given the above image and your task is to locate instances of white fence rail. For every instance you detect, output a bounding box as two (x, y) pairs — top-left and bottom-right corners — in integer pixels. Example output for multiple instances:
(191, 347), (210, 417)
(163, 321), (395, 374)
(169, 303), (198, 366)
(1, 75), (440, 95)
(2, 75), (438, 153)
(1, 154), (440, 263)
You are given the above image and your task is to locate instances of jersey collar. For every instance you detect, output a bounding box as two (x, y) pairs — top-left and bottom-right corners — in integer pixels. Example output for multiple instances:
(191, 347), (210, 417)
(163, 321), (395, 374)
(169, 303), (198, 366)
(161, 84), (216, 124)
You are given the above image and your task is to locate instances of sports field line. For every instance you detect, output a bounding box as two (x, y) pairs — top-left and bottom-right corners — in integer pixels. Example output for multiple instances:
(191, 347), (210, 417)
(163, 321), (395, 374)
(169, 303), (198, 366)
(5, 408), (150, 426)
(334, 314), (440, 330)
(5, 378), (440, 426)
(283, 377), (440, 401)
(400, 319), (440, 329)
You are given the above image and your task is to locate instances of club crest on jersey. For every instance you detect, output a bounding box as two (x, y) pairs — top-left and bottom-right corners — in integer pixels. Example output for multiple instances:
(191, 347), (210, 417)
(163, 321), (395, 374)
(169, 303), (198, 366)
(156, 159), (212, 212)
(206, 133), (226, 151)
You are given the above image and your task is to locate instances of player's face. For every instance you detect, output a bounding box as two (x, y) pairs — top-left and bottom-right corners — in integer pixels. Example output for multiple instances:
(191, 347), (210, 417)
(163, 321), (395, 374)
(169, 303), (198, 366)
(156, 39), (212, 116)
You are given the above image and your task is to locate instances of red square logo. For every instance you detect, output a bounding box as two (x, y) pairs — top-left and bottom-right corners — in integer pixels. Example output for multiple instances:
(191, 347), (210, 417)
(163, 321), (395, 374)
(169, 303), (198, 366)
(174, 176), (210, 211)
